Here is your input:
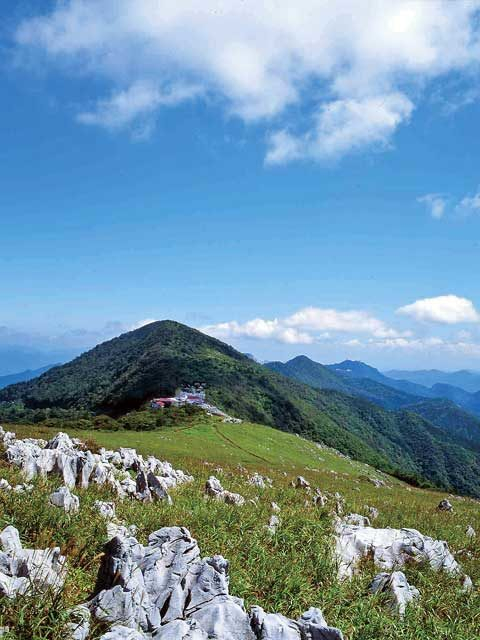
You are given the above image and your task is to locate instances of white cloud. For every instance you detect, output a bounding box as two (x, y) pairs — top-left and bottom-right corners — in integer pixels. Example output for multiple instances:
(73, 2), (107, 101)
(397, 295), (480, 324)
(202, 305), (408, 344)
(129, 318), (157, 331)
(417, 193), (447, 219)
(285, 306), (409, 338)
(77, 81), (201, 137)
(266, 93), (413, 164)
(202, 319), (314, 345)
(15, 1), (480, 162)
(456, 187), (480, 215)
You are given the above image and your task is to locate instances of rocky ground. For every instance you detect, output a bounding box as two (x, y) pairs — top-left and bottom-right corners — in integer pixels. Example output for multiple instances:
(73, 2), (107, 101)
(0, 421), (479, 639)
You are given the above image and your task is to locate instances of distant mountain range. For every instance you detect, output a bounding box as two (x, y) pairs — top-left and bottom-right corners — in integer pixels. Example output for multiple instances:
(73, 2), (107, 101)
(1, 320), (480, 498)
(385, 368), (480, 393)
(266, 356), (480, 445)
(0, 364), (58, 390)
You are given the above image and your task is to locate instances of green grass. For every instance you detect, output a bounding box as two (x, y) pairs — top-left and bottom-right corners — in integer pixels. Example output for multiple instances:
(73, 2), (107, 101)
(1, 417), (479, 639)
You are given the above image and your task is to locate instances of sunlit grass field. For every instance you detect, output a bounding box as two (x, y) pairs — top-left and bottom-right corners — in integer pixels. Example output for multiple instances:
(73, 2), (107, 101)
(1, 418), (479, 639)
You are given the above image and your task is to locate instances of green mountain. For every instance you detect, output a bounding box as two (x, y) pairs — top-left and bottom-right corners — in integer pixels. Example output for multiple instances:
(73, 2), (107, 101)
(265, 355), (480, 448)
(1, 320), (480, 497)
(407, 398), (480, 446)
(267, 355), (424, 411)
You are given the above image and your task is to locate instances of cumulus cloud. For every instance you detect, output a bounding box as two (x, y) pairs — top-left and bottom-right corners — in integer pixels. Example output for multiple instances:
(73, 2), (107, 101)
(397, 295), (480, 324)
(417, 193), (447, 219)
(285, 306), (409, 338)
(266, 93), (413, 164)
(202, 306), (408, 344)
(201, 319), (314, 345)
(14, 0), (480, 162)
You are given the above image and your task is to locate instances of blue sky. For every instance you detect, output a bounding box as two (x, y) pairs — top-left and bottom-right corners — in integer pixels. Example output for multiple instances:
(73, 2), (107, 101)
(1, 1), (480, 373)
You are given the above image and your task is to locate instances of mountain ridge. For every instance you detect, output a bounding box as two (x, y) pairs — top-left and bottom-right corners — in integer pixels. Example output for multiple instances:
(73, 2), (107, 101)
(1, 320), (480, 497)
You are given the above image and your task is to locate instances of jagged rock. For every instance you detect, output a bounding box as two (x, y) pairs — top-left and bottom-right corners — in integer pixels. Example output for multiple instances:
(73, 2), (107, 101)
(0, 526), (22, 553)
(67, 605), (91, 640)
(250, 605), (343, 640)
(369, 571), (420, 617)
(107, 523), (139, 541)
(466, 525), (476, 539)
(50, 486), (80, 513)
(271, 502), (281, 513)
(1, 429), (192, 503)
(205, 476), (245, 506)
(294, 476), (310, 490)
(336, 522), (462, 580)
(437, 499), (453, 512)
(0, 479), (11, 491)
(266, 515), (280, 535)
(95, 501), (116, 519)
(154, 618), (208, 638)
(0, 525), (66, 597)
(462, 575), (474, 593)
(249, 473), (272, 489)
(299, 607), (344, 640)
(312, 490), (327, 507)
(84, 526), (343, 640)
(13, 483), (33, 493)
(100, 627), (147, 639)
(369, 478), (386, 488)
(365, 505), (379, 520)
(344, 513), (370, 527)
(334, 493), (345, 516)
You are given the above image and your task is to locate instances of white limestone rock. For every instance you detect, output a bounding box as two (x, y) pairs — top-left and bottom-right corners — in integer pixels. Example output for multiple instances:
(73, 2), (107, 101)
(336, 522), (462, 580)
(94, 500), (116, 519)
(50, 486), (80, 513)
(249, 473), (272, 489)
(0, 525), (66, 597)
(266, 515), (280, 535)
(294, 476), (310, 490)
(84, 525), (343, 640)
(1, 428), (192, 503)
(466, 525), (476, 539)
(369, 571), (420, 617)
(0, 479), (12, 491)
(205, 476), (245, 506)
(437, 499), (453, 512)
(344, 513), (370, 527)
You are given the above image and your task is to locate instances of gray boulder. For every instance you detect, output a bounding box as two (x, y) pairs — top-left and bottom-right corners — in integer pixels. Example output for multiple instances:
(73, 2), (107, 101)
(205, 476), (245, 506)
(369, 571), (420, 617)
(0, 525), (66, 597)
(437, 499), (453, 512)
(50, 486), (80, 513)
(84, 526), (343, 640)
(336, 522), (462, 580)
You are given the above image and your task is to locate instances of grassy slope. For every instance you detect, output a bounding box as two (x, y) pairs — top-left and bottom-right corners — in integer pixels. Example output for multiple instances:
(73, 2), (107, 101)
(1, 418), (479, 639)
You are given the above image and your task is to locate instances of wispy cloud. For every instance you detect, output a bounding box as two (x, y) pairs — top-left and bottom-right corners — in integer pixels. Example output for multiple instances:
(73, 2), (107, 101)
(417, 193), (447, 219)
(456, 187), (480, 216)
(15, 1), (480, 162)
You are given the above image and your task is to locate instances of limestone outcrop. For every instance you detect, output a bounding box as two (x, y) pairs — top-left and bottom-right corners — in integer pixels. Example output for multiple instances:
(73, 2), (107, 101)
(84, 526), (343, 640)
(0, 427), (192, 503)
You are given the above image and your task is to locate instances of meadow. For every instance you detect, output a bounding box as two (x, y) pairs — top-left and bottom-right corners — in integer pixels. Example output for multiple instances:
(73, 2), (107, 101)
(0, 417), (479, 639)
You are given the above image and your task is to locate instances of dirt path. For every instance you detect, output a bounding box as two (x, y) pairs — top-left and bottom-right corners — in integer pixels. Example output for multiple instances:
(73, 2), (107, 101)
(212, 423), (271, 463)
